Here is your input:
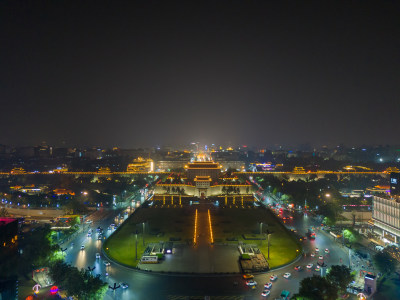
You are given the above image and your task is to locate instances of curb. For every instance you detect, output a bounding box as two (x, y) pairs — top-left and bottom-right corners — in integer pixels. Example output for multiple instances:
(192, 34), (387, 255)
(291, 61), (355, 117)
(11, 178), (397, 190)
(101, 247), (241, 277)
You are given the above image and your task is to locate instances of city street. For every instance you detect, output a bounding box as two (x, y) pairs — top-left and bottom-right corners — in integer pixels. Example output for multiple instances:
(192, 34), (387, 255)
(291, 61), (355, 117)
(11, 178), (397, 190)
(61, 200), (352, 300)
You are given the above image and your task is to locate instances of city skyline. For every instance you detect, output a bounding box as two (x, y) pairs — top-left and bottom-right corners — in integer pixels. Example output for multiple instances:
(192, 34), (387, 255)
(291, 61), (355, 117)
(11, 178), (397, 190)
(1, 1), (400, 299)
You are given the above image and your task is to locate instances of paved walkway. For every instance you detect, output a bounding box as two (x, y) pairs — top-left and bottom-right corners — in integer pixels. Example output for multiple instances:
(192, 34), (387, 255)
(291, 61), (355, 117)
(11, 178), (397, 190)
(138, 199), (241, 273)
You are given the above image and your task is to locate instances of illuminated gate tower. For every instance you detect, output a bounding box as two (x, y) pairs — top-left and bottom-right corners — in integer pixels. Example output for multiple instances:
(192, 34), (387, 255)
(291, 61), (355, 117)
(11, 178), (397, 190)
(185, 161), (222, 197)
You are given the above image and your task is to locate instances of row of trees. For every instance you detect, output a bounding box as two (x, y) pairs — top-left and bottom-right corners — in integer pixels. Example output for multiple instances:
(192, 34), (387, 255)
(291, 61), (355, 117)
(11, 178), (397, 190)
(49, 260), (107, 299)
(294, 251), (398, 299)
(255, 174), (374, 226)
(221, 186), (245, 194)
(294, 265), (354, 299)
(0, 223), (108, 298)
(162, 186), (186, 194)
(0, 174), (152, 208)
(373, 250), (397, 275)
(0, 224), (59, 276)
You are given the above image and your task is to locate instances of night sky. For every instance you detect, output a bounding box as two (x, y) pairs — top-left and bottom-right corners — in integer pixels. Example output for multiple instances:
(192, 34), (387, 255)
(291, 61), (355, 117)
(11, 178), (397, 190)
(1, 1), (399, 148)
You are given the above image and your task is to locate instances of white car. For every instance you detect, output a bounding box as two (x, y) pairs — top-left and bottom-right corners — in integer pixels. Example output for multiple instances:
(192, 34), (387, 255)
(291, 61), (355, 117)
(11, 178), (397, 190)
(80, 245), (85, 250)
(315, 265), (321, 271)
(283, 272), (291, 278)
(319, 255), (324, 260)
(310, 252), (315, 257)
(307, 263), (313, 269)
(325, 248), (329, 254)
(103, 261), (111, 266)
(246, 280), (257, 286)
(261, 290), (270, 297)
(120, 282), (129, 289)
(270, 275), (277, 281)
(315, 248), (319, 252)
(96, 253), (100, 259)
(264, 282), (272, 289)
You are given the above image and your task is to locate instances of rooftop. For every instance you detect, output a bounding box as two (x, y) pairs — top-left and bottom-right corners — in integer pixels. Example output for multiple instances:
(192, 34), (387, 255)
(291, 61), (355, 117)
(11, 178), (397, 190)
(0, 218), (17, 226)
(185, 162), (221, 169)
(194, 176), (212, 181)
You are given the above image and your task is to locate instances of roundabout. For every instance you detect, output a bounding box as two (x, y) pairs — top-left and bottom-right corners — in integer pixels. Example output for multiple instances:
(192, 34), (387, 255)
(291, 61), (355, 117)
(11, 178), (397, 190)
(62, 202), (350, 300)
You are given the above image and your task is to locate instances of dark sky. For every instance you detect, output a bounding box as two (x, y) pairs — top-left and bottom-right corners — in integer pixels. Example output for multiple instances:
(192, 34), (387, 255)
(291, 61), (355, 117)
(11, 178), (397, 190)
(1, 1), (399, 148)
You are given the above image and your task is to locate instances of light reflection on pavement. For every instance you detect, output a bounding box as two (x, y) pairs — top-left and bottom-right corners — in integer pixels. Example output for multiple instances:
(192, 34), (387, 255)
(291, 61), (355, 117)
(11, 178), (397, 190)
(63, 205), (353, 300)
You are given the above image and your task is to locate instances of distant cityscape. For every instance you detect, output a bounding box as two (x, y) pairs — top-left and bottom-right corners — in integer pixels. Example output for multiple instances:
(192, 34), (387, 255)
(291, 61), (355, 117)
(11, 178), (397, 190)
(1, 143), (400, 173)
(1, 0), (399, 299)
(1, 142), (400, 299)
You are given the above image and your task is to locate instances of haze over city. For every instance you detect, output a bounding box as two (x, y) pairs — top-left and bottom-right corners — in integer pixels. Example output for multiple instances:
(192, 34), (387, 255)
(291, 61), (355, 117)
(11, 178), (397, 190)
(1, 0), (399, 148)
(1, 1), (400, 300)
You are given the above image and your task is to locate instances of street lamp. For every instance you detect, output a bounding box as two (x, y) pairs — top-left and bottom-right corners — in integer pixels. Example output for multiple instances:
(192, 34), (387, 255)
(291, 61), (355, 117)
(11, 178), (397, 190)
(348, 247), (352, 268)
(108, 282), (120, 293)
(135, 230), (139, 261)
(266, 229), (274, 259)
(142, 222), (146, 246)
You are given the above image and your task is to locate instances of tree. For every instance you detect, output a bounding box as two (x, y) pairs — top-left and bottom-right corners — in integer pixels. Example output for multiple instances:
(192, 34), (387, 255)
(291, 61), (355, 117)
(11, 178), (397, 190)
(318, 202), (339, 225)
(0, 207), (9, 217)
(22, 225), (59, 265)
(296, 275), (337, 300)
(222, 186), (227, 195)
(326, 265), (354, 295)
(322, 216), (336, 227)
(342, 229), (360, 245)
(3, 224), (61, 275)
(65, 198), (88, 214)
(373, 250), (397, 275)
(49, 260), (107, 299)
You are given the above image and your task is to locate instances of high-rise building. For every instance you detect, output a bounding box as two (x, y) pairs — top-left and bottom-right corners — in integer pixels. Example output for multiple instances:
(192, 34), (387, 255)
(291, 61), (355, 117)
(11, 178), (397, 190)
(390, 172), (400, 196)
(372, 195), (400, 244)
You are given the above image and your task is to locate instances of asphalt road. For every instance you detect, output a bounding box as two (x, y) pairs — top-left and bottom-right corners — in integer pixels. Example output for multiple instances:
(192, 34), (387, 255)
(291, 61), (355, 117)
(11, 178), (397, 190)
(60, 200), (351, 300)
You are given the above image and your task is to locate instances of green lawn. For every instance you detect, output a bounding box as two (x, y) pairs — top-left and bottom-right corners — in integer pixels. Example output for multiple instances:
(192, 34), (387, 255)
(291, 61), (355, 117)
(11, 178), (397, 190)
(103, 206), (195, 267)
(104, 204), (301, 269)
(212, 206), (301, 268)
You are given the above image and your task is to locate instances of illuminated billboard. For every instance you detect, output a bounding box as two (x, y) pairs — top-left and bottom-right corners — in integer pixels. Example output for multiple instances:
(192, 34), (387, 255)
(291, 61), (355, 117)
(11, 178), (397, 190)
(390, 172), (400, 196)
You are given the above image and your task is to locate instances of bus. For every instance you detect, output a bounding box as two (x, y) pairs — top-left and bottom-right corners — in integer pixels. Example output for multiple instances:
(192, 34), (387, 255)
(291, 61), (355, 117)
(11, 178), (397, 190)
(140, 256), (158, 264)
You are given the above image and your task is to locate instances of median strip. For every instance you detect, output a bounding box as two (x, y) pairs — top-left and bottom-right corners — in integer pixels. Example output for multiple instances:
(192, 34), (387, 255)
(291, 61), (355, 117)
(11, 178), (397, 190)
(208, 209), (214, 244)
(194, 209), (198, 245)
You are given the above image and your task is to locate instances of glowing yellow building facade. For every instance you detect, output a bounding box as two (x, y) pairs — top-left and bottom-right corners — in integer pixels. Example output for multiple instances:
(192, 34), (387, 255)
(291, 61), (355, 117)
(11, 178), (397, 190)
(127, 157), (154, 172)
(184, 161), (222, 181)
